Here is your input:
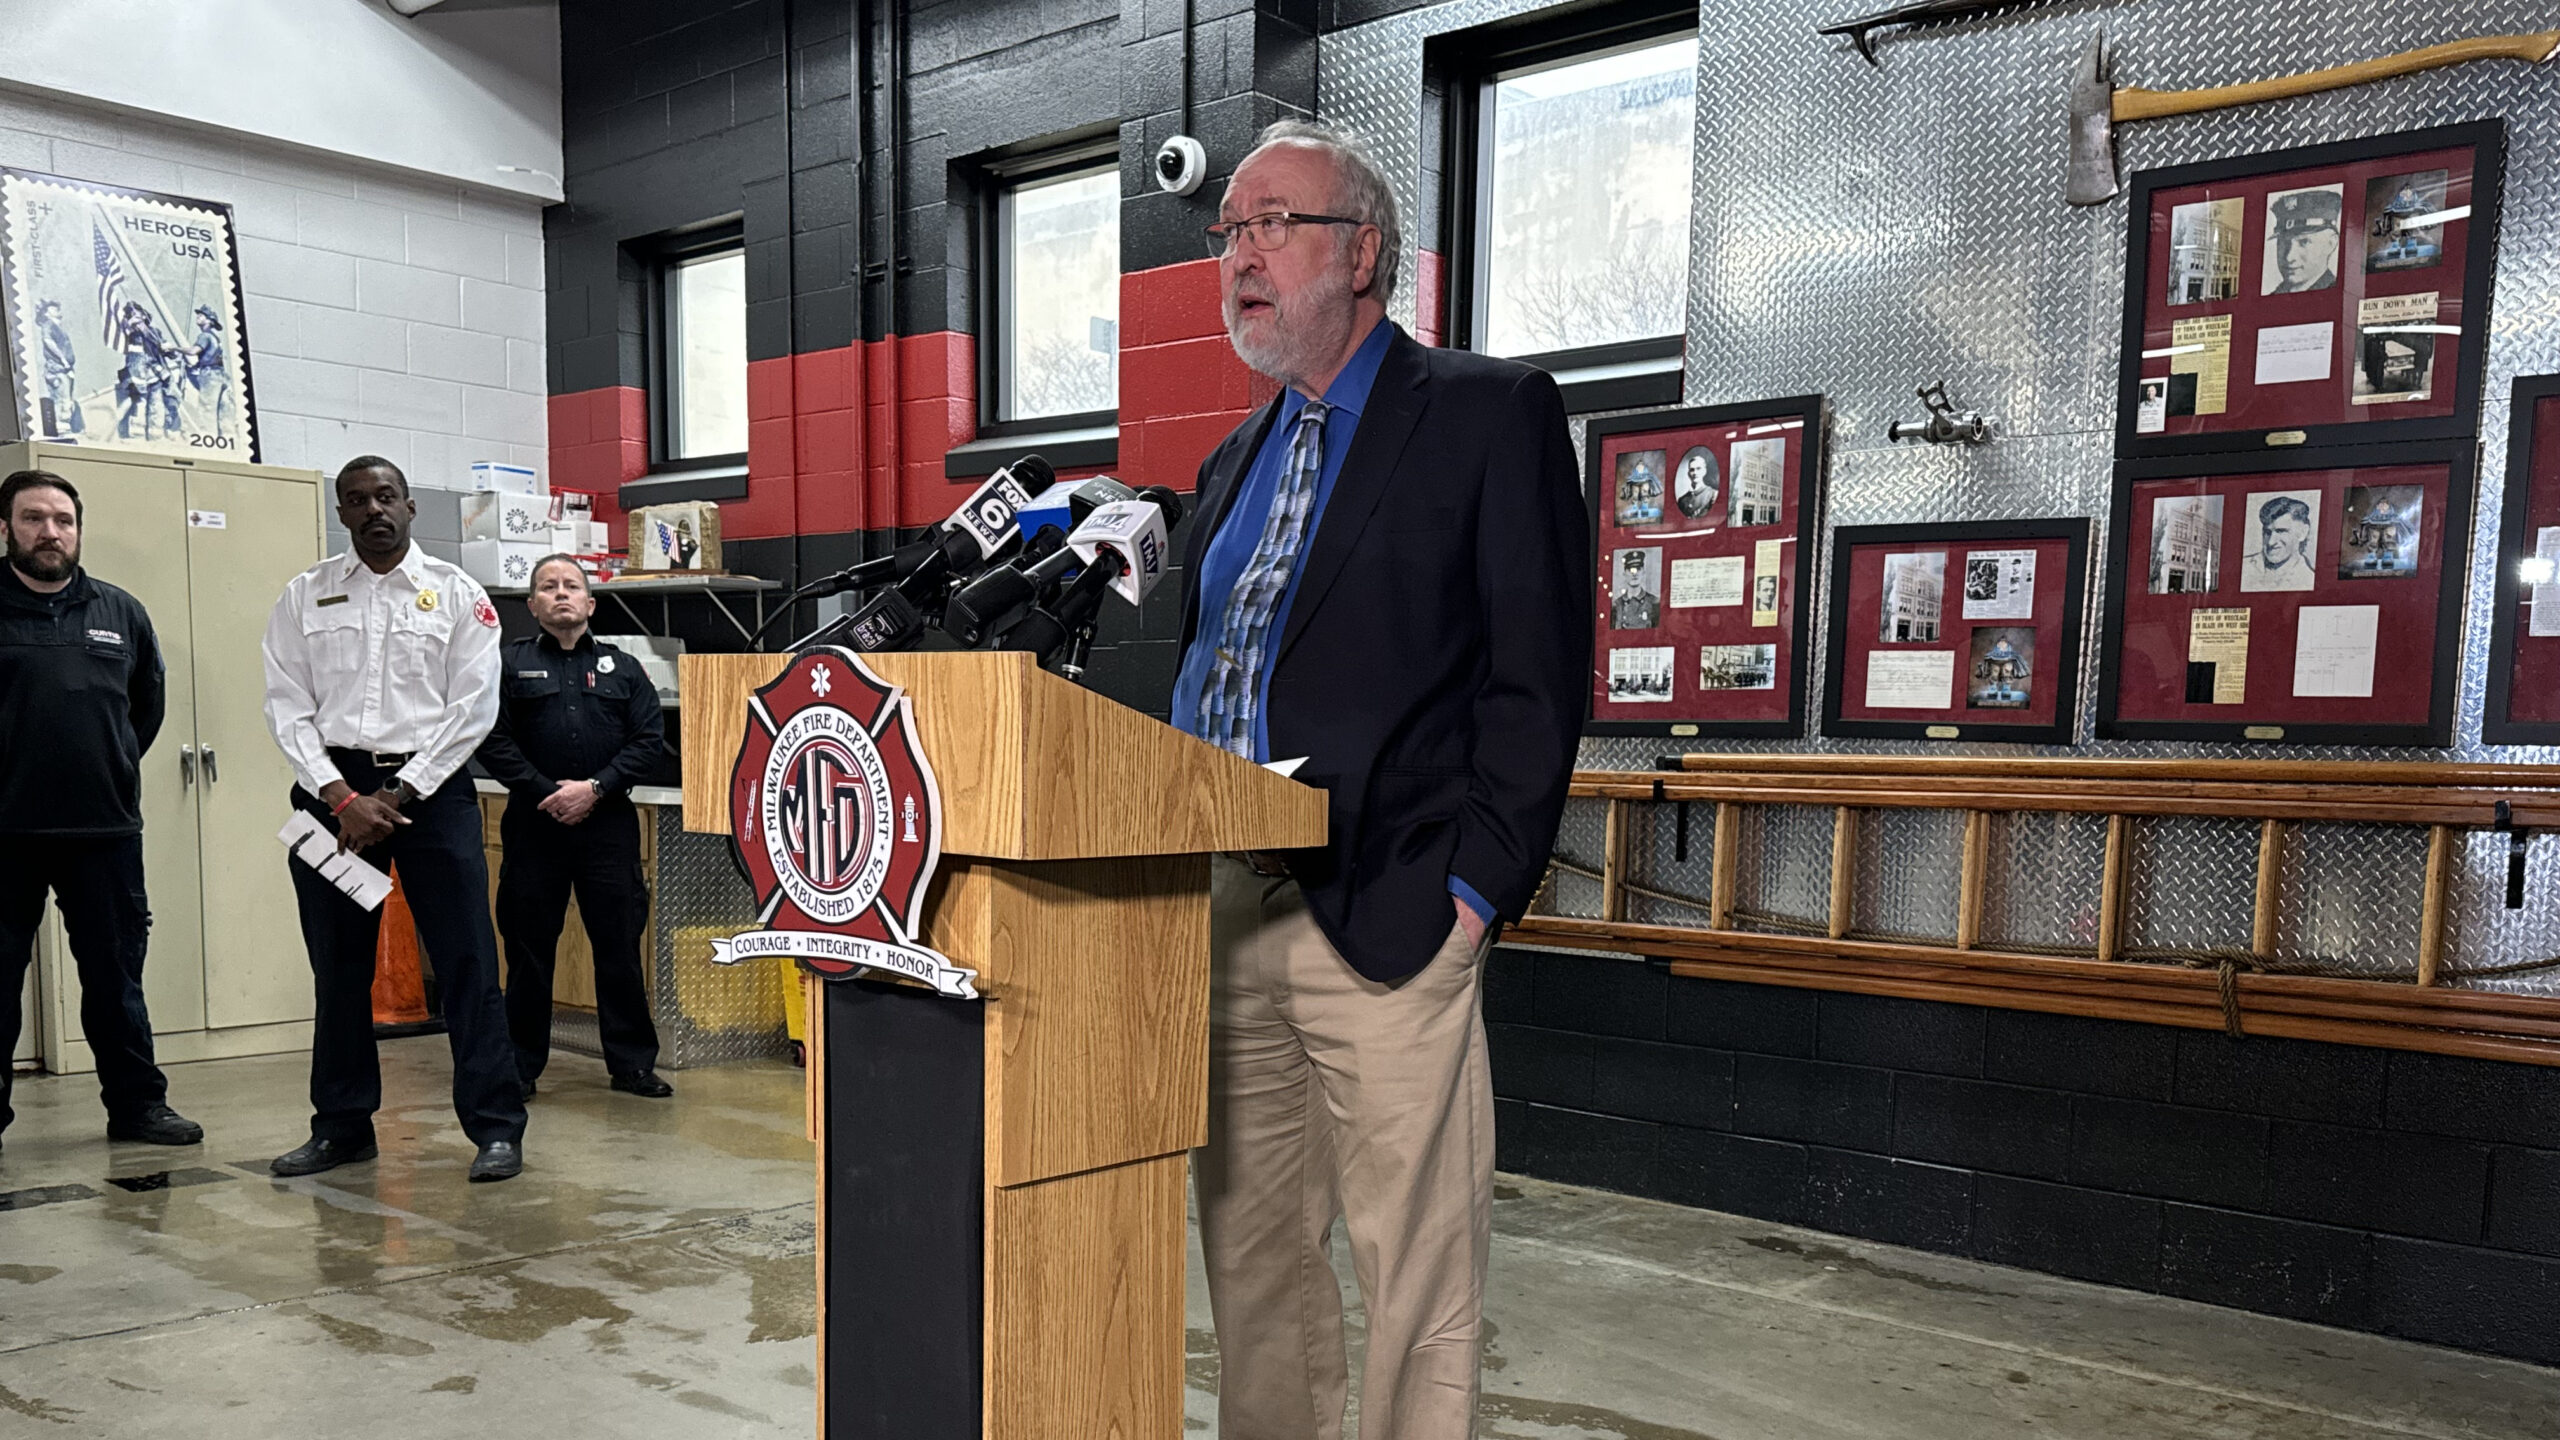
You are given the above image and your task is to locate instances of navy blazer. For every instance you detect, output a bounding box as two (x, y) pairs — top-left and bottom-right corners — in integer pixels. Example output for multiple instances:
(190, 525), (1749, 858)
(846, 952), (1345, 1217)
(1178, 325), (1591, 981)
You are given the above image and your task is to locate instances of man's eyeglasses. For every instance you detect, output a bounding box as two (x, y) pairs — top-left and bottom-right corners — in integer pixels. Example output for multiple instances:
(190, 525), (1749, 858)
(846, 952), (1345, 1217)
(1203, 211), (1363, 259)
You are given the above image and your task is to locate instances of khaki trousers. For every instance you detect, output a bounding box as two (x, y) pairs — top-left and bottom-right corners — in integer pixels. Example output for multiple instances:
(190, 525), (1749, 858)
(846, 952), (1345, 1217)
(1196, 856), (1495, 1440)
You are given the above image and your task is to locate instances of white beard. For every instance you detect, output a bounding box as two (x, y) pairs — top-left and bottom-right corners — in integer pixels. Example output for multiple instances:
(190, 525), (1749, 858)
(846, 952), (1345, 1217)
(1226, 258), (1358, 391)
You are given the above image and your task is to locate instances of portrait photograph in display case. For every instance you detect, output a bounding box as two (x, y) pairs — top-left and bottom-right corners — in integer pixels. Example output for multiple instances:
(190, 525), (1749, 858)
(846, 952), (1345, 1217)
(2116, 122), (2502, 459)
(1583, 395), (1826, 738)
(2097, 441), (2474, 746)
(1822, 518), (2092, 745)
(2484, 373), (2560, 744)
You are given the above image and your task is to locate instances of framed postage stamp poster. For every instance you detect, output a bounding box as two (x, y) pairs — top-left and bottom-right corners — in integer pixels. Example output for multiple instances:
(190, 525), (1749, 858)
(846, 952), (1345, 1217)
(2097, 440), (2474, 747)
(2115, 122), (2502, 461)
(1582, 395), (1826, 739)
(0, 168), (261, 461)
(1822, 518), (2092, 745)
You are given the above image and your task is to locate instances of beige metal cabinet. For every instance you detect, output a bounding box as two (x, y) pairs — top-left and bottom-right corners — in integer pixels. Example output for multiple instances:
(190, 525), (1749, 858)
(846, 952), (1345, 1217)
(6, 442), (322, 1073)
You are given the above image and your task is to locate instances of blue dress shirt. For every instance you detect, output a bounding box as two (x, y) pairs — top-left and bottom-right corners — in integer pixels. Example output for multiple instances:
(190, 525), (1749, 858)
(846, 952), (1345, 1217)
(1173, 319), (1494, 927)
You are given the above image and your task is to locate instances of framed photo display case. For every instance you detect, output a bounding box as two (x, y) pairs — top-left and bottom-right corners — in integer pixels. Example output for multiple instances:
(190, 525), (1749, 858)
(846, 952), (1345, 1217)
(0, 168), (261, 461)
(1583, 396), (1825, 738)
(2115, 122), (2502, 460)
(2485, 373), (2560, 745)
(2096, 440), (2474, 746)
(1822, 519), (2092, 745)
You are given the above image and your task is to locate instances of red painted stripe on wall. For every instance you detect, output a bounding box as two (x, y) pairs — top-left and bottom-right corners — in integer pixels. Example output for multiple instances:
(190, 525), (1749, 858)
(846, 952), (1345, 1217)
(1118, 257), (1266, 495)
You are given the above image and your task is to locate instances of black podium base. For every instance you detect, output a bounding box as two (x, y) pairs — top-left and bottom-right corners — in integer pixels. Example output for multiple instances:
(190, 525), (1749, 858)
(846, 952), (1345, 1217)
(823, 978), (985, 1439)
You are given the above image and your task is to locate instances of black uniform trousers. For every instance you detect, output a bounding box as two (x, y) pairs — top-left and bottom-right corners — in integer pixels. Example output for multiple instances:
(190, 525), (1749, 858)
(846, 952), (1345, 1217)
(0, 833), (168, 1134)
(286, 756), (525, 1149)
(495, 798), (658, 1081)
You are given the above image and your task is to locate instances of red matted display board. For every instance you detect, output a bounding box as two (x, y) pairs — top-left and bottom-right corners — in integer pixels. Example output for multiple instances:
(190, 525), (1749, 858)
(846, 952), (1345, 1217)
(1583, 396), (1826, 738)
(2116, 122), (2503, 460)
(1822, 520), (2091, 744)
(2485, 377), (2560, 743)
(2097, 441), (2474, 747)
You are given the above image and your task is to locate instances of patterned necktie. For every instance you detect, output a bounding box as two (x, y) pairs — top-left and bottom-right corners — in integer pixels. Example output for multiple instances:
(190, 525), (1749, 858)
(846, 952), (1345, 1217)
(1198, 401), (1331, 758)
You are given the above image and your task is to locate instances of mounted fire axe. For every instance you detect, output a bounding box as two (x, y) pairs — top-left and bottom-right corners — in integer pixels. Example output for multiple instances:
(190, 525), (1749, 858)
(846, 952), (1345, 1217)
(2071, 29), (2560, 205)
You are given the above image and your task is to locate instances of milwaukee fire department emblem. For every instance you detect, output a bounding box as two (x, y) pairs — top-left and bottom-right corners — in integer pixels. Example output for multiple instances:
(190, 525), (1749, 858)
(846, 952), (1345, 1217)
(713, 648), (974, 998)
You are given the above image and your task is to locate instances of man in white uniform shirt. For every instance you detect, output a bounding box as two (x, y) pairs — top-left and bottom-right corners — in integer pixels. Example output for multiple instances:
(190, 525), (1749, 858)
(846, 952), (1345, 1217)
(260, 456), (526, 1182)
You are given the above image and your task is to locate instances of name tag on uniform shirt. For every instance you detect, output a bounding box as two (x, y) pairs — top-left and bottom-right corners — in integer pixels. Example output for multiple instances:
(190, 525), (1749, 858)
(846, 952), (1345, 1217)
(85, 628), (124, 646)
(315, 594), (351, 607)
(518, 670), (548, 679)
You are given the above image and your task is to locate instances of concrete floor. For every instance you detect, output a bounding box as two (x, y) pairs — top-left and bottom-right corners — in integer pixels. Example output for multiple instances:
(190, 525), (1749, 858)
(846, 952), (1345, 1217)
(0, 1040), (2552, 1438)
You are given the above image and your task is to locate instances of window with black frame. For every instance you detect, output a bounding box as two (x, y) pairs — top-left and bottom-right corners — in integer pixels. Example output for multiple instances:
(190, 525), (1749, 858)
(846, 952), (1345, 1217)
(988, 154), (1119, 433)
(1446, 8), (1697, 410)
(647, 225), (747, 476)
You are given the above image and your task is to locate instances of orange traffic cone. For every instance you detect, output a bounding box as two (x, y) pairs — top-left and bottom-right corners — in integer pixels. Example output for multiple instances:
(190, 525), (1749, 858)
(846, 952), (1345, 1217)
(371, 864), (431, 1026)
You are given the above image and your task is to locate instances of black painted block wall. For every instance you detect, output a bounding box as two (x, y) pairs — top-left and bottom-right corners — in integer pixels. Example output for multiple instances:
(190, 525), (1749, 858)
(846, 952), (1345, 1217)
(1488, 945), (2560, 1367)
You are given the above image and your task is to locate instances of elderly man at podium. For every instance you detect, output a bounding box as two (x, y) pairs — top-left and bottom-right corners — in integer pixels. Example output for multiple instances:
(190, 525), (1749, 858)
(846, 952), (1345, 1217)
(1174, 121), (1589, 1440)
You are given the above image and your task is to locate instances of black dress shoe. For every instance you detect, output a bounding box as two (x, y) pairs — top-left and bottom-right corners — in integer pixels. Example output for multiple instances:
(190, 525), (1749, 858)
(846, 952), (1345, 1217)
(610, 1071), (674, 1098)
(271, 1137), (377, 1176)
(469, 1140), (522, 1183)
(107, 1105), (204, 1146)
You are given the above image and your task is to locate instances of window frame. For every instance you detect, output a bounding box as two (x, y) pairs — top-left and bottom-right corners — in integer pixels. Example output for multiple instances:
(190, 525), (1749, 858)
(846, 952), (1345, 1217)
(642, 218), (749, 478)
(977, 139), (1121, 442)
(1440, 1), (1697, 411)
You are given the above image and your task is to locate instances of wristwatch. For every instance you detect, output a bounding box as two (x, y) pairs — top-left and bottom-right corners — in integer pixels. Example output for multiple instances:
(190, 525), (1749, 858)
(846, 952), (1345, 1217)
(377, 778), (420, 808)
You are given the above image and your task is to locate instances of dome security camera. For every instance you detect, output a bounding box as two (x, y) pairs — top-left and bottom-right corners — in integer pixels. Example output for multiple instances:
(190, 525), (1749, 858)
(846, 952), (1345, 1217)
(1154, 136), (1207, 197)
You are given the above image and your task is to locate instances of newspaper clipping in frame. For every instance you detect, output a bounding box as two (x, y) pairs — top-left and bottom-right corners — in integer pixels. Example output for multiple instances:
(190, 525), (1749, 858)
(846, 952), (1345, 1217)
(0, 169), (257, 460)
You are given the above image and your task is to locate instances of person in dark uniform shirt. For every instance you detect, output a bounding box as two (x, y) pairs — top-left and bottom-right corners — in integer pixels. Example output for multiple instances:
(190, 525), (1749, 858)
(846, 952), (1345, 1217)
(0, 469), (202, 1152)
(476, 554), (672, 1099)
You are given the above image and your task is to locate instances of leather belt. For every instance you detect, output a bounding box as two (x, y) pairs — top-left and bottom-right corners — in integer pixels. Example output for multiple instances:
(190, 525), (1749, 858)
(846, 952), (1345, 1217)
(330, 747), (415, 770)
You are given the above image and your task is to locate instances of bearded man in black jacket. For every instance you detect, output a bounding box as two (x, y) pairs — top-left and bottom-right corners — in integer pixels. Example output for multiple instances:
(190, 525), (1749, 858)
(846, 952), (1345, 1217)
(0, 469), (201, 1152)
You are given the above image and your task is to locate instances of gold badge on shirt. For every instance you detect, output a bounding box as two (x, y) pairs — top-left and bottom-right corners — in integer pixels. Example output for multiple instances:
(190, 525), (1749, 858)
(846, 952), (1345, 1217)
(416, 589), (439, 613)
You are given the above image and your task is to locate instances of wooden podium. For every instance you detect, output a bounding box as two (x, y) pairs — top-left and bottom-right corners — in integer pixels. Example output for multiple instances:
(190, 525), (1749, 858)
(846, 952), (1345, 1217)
(679, 650), (1326, 1439)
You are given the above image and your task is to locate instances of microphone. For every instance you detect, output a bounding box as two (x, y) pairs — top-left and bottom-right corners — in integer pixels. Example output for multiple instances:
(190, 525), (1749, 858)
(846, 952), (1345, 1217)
(992, 487), (1187, 674)
(942, 477), (1157, 645)
(768, 455), (1054, 651)
(804, 456), (1056, 600)
(1009, 475), (1134, 552)
(944, 527), (1077, 646)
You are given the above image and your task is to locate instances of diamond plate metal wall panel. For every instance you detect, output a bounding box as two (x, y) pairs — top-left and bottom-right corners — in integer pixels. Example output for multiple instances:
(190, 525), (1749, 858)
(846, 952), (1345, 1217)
(1980, 810), (2112, 953)
(1324, 0), (2560, 990)
(1851, 807), (1964, 942)
(650, 809), (790, 1070)
(1624, 798), (1717, 927)
(1733, 803), (1832, 933)
(2274, 823), (2429, 975)
(1545, 795), (1611, 918)
(2443, 831), (2560, 995)
(2125, 815), (2258, 955)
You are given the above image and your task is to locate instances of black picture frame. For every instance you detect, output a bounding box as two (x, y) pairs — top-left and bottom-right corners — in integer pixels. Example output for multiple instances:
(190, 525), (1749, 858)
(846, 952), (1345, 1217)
(1820, 517), (2092, 745)
(1581, 394), (1827, 739)
(2095, 438), (2475, 747)
(2114, 120), (2505, 461)
(2484, 372), (2560, 746)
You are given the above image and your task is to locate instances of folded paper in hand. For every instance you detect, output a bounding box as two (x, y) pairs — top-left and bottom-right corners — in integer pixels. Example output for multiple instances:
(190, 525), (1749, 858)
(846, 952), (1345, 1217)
(277, 811), (395, 911)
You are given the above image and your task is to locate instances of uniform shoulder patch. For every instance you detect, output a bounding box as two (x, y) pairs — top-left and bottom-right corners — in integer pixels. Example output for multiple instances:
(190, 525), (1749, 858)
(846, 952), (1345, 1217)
(473, 594), (499, 628)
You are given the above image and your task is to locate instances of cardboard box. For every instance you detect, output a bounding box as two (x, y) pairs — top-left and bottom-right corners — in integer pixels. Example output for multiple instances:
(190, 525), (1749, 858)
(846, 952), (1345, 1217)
(460, 539), (550, 589)
(469, 462), (544, 496)
(631, 502), (722, 571)
(461, 490), (553, 544)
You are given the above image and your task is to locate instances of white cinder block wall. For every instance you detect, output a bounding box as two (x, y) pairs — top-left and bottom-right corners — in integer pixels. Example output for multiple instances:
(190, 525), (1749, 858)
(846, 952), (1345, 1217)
(0, 88), (549, 489)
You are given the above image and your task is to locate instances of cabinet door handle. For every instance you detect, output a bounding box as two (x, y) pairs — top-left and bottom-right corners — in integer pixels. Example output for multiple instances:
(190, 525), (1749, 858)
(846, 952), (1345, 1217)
(201, 745), (219, 784)
(179, 745), (196, 787)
